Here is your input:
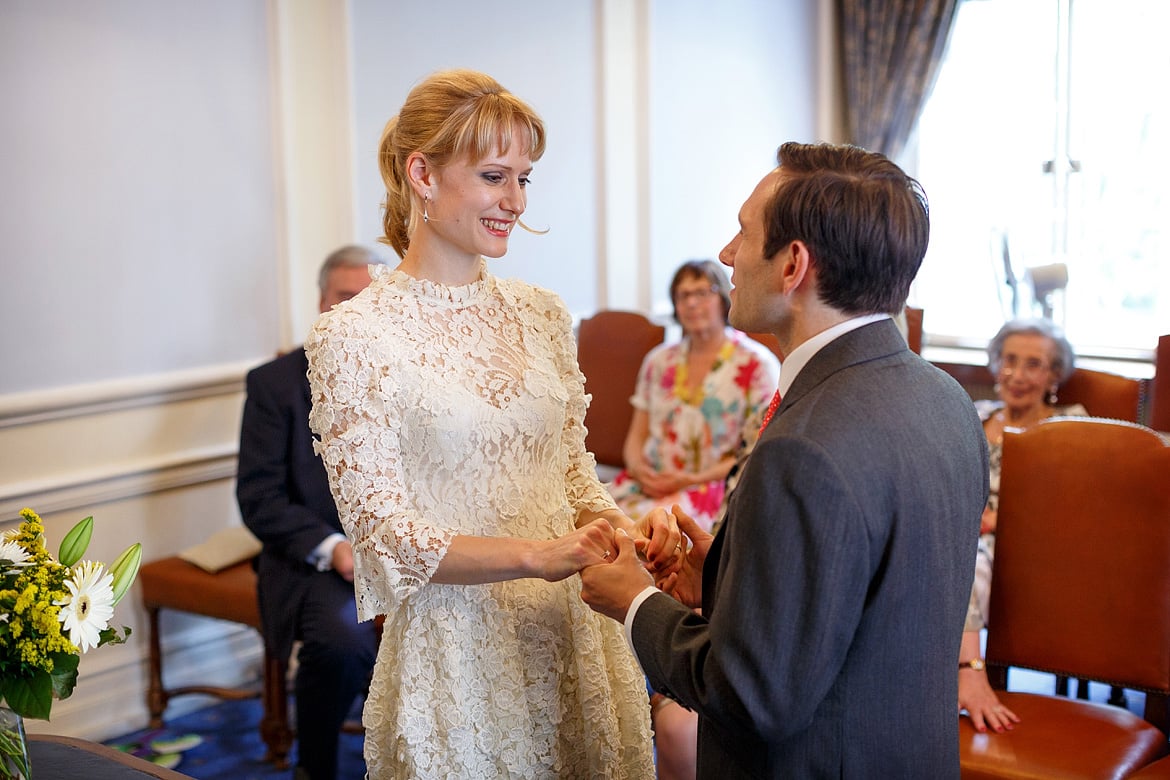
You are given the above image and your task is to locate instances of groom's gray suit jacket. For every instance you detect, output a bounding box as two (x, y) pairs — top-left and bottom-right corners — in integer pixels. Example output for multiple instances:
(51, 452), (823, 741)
(633, 319), (988, 779)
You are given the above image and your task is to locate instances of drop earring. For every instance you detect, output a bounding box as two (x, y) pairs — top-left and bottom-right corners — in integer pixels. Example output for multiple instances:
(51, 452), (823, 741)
(423, 193), (431, 224)
(1047, 385), (1058, 405)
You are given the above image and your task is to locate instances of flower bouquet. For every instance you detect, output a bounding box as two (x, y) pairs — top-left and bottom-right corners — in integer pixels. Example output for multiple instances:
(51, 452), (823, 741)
(0, 508), (141, 778)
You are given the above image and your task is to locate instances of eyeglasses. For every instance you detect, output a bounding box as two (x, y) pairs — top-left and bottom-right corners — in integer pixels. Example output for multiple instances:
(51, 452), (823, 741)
(674, 286), (719, 304)
(999, 355), (1052, 376)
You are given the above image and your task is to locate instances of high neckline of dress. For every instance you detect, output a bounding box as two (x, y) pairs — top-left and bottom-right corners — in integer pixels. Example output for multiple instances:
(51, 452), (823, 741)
(376, 260), (494, 305)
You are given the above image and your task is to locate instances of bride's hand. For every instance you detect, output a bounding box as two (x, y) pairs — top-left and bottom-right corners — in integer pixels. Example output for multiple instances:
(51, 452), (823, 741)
(536, 519), (618, 582)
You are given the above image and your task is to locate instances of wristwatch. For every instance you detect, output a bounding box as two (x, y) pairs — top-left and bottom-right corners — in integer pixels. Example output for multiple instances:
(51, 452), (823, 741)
(959, 658), (986, 671)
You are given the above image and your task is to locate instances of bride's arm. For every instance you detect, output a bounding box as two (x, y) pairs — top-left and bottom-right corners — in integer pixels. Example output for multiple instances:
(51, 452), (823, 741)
(430, 522), (617, 585)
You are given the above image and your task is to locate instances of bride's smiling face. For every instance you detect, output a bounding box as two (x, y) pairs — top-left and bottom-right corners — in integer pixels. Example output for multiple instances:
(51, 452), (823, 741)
(427, 138), (533, 260)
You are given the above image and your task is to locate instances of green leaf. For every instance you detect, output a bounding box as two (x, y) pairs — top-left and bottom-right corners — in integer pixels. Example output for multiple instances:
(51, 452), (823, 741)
(96, 625), (132, 648)
(0, 671), (54, 720)
(48, 652), (80, 702)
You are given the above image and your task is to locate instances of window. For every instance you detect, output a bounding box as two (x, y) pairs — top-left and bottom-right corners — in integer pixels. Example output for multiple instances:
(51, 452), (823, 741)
(908, 0), (1168, 359)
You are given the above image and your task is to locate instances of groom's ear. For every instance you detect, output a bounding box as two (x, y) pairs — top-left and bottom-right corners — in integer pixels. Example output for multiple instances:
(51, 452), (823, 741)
(774, 240), (812, 295)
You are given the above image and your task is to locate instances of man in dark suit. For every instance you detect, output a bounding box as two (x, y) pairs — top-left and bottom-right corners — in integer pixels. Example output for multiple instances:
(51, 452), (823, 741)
(237, 245), (385, 780)
(582, 143), (988, 778)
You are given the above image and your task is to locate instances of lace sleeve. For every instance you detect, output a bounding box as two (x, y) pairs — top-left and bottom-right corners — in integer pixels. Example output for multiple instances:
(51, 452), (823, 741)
(305, 310), (453, 620)
(533, 292), (617, 516)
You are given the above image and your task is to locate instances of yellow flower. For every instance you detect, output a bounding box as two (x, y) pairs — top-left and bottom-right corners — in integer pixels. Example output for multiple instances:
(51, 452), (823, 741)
(0, 508), (138, 720)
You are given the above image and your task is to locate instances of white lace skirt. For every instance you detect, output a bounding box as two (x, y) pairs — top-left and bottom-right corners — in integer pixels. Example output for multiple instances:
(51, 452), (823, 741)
(361, 576), (655, 779)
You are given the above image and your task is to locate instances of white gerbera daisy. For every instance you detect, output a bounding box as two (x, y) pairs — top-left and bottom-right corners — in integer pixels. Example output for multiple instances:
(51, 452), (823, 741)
(56, 560), (115, 652)
(0, 537), (30, 561)
(0, 538), (32, 569)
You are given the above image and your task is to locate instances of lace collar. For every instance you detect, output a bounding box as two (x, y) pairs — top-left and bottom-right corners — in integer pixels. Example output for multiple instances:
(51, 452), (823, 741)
(372, 259), (495, 306)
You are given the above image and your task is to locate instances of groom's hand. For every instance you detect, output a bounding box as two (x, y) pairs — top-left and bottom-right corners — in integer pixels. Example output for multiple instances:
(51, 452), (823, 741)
(655, 505), (711, 609)
(580, 528), (654, 623)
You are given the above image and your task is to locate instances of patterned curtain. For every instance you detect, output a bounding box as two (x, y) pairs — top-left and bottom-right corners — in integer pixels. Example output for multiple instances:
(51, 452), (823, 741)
(837, 0), (959, 160)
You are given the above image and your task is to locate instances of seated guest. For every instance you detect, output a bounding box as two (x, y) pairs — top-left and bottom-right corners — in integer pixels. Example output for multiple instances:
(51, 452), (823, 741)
(237, 245), (385, 780)
(607, 259), (779, 780)
(959, 317), (1086, 734)
(608, 259), (780, 534)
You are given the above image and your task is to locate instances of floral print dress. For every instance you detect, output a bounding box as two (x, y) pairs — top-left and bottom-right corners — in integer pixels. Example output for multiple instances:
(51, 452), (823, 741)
(607, 328), (780, 532)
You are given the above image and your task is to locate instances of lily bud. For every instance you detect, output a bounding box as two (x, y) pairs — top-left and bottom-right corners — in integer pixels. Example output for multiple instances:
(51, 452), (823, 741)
(58, 516), (94, 567)
(108, 542), (142, 606)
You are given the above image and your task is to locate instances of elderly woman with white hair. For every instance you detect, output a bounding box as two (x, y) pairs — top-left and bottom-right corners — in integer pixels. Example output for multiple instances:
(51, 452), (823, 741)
(958, 317), (1085, 735)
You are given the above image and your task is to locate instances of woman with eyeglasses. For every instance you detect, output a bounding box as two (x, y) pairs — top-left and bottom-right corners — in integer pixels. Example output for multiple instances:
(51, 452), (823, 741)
(607, 260), (779, 541)
(959, 317), (1085, 735)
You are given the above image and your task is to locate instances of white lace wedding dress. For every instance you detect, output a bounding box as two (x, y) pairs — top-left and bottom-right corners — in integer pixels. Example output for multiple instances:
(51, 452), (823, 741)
(306, 263), (654, 779)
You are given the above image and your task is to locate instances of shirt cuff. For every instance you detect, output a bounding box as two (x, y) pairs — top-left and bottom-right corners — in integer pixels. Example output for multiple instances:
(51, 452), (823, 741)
(307, 533), (346, 572)
(623, 585), (661, 656)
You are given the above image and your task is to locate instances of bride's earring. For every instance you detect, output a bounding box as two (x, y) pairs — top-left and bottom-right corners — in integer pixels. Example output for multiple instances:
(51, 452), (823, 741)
(423, 193), (431, 224)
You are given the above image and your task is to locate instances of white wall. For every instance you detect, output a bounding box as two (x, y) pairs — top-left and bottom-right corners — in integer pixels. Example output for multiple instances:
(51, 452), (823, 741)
(0, 0), (821, 741)
(647, 0), (818, 316)
(350, 0), (605, 315)
(0, 0), (280, 739)
(0, 0), (281, 395)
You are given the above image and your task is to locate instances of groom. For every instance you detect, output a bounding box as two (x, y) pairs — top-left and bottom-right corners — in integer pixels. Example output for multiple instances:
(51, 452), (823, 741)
(581, 142), (988, 778)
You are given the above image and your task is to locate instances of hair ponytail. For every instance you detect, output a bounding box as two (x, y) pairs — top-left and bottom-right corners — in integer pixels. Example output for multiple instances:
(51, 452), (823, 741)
(378, 116), (415, 258)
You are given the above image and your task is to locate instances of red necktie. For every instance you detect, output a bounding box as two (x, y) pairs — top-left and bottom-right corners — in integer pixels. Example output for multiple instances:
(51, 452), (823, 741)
(759, 390), (781, 435)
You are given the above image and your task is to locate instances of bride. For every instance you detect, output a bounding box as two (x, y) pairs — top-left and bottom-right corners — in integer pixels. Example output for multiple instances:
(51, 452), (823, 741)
(306, 69), (676, 779)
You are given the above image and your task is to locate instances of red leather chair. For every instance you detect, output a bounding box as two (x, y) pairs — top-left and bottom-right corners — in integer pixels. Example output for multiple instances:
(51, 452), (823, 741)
(1132, 754), (1170, 778)
(959, 418), (1170, 778)
(1149, 334), (1170, 432)
(934, 362), (1144, 423)
(577, 310), (665, 471)
(904, 305), (924, 354)
(745, 331), (784, 363)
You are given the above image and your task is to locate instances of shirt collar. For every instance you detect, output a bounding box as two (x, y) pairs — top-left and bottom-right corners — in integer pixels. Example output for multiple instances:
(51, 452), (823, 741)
(776, 313), (891, 398)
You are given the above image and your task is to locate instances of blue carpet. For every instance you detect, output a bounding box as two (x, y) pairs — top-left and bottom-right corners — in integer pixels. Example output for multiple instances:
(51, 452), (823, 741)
(104, 698), (366, 779)
(104, 673), (1143, 778)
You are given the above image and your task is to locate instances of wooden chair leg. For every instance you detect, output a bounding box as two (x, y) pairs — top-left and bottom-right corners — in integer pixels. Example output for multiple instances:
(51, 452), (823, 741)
(146, 606), (167, 729)
(259, 649), (293, 770)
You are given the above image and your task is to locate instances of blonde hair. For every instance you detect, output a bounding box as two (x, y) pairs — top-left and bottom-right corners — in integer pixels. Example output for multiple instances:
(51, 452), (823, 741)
(378, 69), (547, 257)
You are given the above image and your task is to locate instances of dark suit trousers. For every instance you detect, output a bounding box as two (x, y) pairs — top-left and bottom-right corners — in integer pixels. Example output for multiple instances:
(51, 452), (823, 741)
(294, 569), (378, 780)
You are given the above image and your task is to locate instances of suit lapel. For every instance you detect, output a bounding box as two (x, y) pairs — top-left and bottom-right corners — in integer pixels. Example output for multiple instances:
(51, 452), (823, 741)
(706, 319), (911, 613)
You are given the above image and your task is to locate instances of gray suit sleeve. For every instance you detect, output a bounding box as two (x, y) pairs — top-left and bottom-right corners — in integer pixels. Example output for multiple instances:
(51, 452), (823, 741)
(630, 434), (874, 743)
